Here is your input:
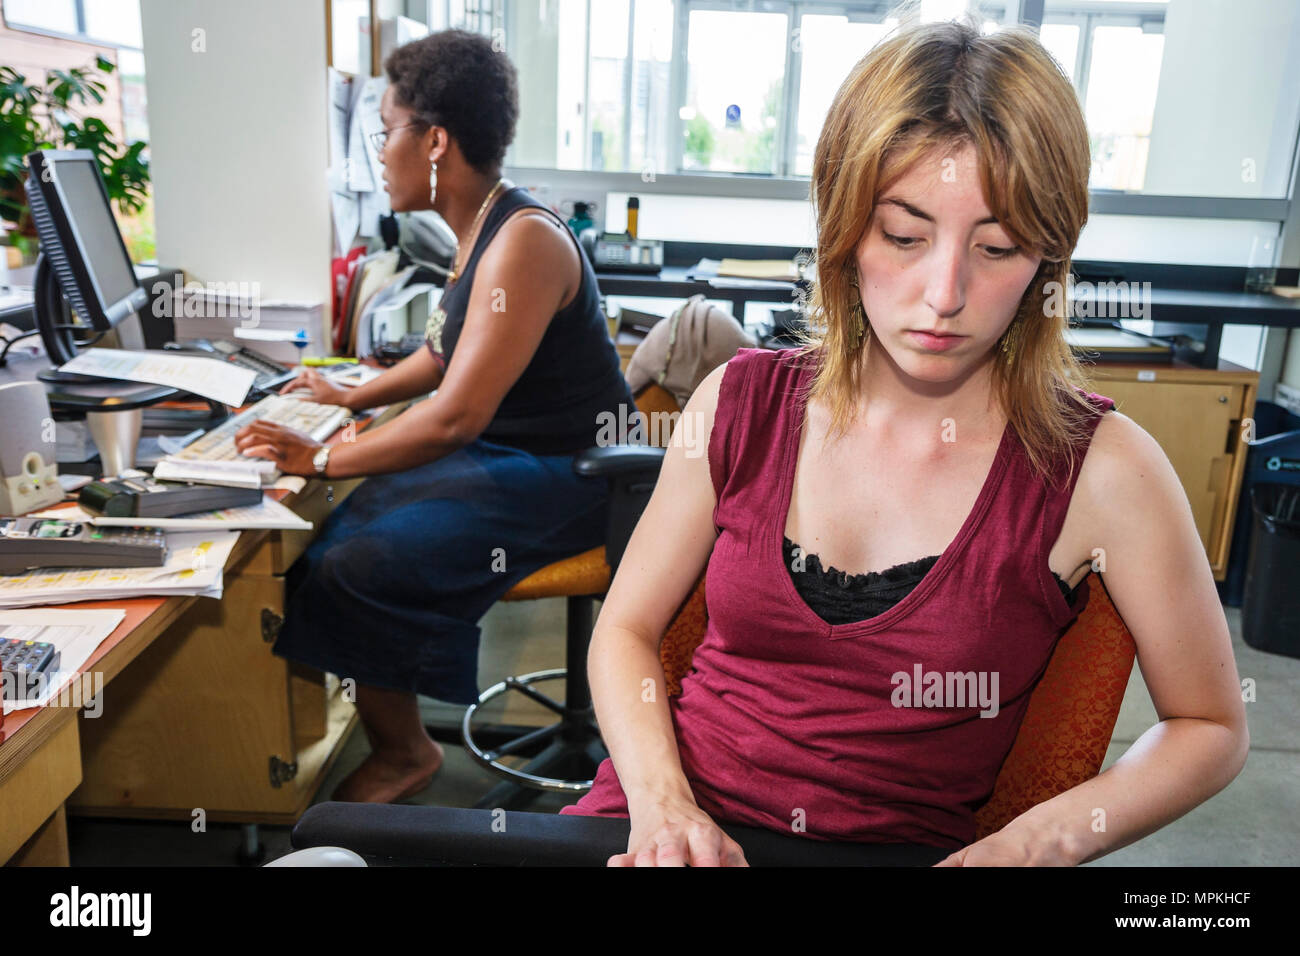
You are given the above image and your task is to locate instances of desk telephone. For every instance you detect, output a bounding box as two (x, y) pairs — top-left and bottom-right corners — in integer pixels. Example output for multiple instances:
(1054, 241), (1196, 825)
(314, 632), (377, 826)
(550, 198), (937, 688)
(163, 338), (297, 394)
(0, 517), (167, 574)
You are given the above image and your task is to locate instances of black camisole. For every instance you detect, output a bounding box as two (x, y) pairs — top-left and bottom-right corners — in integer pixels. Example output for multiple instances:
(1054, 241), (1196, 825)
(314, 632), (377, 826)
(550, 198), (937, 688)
(783, 536), (1080, 627)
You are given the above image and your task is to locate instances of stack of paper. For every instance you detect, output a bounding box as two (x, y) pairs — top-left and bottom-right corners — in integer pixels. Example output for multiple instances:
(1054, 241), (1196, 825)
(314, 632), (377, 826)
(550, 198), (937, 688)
(170, 293), (328, 366)
(60, 348), (257, 407)
(718, 258), (800, 281)
(0, 530), (239, 609)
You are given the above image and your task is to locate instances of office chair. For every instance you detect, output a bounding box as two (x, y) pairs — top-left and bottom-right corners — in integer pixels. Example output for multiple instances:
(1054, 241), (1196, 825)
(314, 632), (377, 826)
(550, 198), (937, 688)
(442, 383), (683, 811)
(286, 566), (1137, 865)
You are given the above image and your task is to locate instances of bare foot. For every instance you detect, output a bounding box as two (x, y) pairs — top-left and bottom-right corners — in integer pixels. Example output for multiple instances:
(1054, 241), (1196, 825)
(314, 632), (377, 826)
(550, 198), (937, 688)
(331, 738), (444, 803)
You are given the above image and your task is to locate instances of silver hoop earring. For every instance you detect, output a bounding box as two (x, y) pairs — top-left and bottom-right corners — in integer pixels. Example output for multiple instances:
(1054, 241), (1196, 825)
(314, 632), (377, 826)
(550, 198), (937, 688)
(428, 161), (438, 205)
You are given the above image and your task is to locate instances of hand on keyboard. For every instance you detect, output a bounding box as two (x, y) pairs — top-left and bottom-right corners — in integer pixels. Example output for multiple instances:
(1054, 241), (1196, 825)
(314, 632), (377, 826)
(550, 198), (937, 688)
(234, 419), (323, 477)
(280, 367), (353, 408)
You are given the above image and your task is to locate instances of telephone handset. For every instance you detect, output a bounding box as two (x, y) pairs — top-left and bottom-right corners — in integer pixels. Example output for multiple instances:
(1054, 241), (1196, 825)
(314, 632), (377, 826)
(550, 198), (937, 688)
(163, 338), (297, 394)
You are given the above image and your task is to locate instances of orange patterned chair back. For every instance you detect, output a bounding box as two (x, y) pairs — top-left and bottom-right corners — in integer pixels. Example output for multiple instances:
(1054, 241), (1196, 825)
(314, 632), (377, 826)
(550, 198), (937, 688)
(658, 572), (1137, 841)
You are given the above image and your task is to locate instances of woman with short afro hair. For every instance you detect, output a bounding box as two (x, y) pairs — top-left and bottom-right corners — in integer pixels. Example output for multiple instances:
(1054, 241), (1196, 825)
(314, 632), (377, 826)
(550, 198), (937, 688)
(237, 29), (635, 804)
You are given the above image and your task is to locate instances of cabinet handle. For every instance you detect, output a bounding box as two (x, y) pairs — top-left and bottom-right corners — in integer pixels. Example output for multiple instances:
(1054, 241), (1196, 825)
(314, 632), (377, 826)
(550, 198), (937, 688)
(1218, 395), (1228, 403)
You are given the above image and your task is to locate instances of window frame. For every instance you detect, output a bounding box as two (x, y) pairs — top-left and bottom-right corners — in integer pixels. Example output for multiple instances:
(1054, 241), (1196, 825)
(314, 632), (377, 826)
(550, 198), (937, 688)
(499, 0), (1296, 225)
(1, 0), (143, 52)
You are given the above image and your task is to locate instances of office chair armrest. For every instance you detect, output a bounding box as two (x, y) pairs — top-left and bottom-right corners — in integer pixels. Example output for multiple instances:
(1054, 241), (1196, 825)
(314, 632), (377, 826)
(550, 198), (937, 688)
(292, 803), (630, 866)
(573, 443), (665, 478)
(290, 803), (952, 866)
(573, 445), (665, 572)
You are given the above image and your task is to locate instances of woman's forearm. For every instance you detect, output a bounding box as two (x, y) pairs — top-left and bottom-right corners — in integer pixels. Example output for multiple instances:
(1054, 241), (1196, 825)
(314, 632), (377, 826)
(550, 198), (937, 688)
(323, 394), (471, 477)
(1003, 716), (1248, 864)
(587, 624), (697, 811)
(343, 347), (444, 412)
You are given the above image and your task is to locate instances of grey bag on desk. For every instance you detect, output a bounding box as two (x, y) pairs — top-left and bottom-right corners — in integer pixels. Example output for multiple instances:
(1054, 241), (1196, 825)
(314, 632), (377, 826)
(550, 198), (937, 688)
(625, 294), (756, 409)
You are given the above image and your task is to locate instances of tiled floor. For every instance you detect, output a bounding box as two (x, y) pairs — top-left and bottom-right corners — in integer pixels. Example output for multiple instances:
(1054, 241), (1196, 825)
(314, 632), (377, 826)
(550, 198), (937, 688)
(65, 600), (1299, 866)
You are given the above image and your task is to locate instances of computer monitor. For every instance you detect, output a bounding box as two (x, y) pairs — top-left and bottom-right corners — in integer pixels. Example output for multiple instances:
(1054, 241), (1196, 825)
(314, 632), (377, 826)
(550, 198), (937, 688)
(23, 149), (149, 364)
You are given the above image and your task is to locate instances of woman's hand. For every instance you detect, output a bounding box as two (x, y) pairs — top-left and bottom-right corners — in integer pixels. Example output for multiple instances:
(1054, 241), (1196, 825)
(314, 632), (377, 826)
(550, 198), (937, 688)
(608, 795), (749, 867)
(278, 368), (353, 409)
(234, 419), (323, 476)
(933, 818), (1077, 866)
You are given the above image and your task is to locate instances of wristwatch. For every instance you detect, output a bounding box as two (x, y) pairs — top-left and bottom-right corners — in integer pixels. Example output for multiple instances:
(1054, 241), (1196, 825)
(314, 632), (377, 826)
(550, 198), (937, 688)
(312, 445), (332, 476)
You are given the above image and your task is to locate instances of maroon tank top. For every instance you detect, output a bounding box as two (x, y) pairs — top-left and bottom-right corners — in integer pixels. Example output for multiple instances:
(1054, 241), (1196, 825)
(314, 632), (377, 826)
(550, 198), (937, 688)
(562, 347), (1115, 849)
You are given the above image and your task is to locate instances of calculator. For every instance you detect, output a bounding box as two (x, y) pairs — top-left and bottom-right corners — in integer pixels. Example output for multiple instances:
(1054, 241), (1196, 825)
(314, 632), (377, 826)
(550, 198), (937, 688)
(1, 637), (61, 700)
(0, 517), (168, 574)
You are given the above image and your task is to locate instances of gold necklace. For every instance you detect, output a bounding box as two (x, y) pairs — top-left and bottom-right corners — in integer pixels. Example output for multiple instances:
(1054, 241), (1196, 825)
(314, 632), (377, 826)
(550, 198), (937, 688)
(448, 178), (507, 283)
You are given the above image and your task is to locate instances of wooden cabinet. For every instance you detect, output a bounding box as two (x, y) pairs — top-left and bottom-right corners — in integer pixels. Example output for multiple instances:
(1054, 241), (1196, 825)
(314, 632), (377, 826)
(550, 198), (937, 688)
(68, 510), (359, 824)
(1083, 362), (1258, 581)
(67, 405), (408, 825)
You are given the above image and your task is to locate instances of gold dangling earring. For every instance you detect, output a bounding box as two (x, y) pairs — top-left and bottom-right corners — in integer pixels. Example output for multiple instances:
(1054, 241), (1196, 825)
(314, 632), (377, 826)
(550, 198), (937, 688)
(428, 160), (438, 205)
(1001, 317), (1019, 364)
(849, 273), (866, 349)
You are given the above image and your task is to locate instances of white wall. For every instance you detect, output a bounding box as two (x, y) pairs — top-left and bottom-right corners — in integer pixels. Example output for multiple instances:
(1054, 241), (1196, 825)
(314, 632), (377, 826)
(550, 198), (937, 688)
(140, 0), (332, 316)
(1144, 0), (1300, 200)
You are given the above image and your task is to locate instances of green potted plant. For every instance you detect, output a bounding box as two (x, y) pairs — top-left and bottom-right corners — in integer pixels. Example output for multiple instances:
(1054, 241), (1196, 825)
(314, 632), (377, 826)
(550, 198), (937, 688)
(0, 55), (149, 262)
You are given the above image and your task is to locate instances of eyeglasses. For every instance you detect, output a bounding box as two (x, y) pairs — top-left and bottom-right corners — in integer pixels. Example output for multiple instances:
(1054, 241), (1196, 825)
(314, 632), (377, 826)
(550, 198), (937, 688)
(369, 123), (419, 152)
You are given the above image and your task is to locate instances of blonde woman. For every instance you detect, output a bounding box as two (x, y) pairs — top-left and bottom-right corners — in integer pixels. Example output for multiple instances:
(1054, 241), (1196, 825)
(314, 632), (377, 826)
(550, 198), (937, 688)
(560, 18), (1248, 866)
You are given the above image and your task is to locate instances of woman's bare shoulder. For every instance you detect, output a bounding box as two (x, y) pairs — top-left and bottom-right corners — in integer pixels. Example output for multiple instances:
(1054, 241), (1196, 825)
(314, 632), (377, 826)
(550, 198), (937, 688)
(1074, 409), (1185, 520)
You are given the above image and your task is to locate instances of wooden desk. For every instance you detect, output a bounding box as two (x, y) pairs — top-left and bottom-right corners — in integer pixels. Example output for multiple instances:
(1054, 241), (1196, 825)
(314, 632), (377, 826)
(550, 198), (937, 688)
(0, 400), (410, 864)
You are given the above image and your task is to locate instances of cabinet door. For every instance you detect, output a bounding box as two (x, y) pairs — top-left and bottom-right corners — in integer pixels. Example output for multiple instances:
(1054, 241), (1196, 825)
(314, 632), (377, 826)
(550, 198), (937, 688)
(1099, 380), (1243, 571)
(72, 572), (298, 817)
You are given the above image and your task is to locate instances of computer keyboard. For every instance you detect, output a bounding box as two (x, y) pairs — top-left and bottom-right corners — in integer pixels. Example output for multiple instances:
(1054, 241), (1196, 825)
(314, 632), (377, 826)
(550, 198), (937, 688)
(172, 394), (350, 464)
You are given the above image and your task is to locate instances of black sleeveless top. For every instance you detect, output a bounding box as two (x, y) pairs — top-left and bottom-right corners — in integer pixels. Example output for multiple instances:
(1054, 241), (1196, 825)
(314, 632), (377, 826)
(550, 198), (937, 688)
(782, 536), (1080, 627)
(425, 185), (634, 455)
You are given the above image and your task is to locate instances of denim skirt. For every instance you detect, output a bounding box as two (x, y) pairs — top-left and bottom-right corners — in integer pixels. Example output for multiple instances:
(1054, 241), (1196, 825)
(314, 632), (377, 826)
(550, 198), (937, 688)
(272, 438), (609, 705)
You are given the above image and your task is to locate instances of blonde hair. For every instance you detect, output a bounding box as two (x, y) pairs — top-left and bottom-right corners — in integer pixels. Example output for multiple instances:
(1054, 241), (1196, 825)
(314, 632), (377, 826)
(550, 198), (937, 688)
(796, 14), (1098, 483)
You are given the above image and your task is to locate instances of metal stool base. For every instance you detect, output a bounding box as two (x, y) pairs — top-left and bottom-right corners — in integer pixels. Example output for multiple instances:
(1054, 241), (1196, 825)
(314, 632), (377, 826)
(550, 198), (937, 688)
(461, 668), (606, 795)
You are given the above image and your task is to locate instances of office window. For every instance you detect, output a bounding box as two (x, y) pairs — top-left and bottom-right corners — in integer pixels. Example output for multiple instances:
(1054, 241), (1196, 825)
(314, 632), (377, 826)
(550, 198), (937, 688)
(1084, 25), (1164, 191)
(793, 14), (896, 177)
(81, 0), (143, 48)
(2, 0), (152, 258)
(585, 0), (675, 174)
(4, 0), (142, 49)
(1038, 22), (1079, 78)
(1045, 0), (1300, 199)
(499, 0), (1299, 263)
(2, 0), (148, 145)
(2, 0), (79, 34)
(504, 0), (1016, 176)
(1043, 2), (1168, 192)
(681, 8), (788, 174)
